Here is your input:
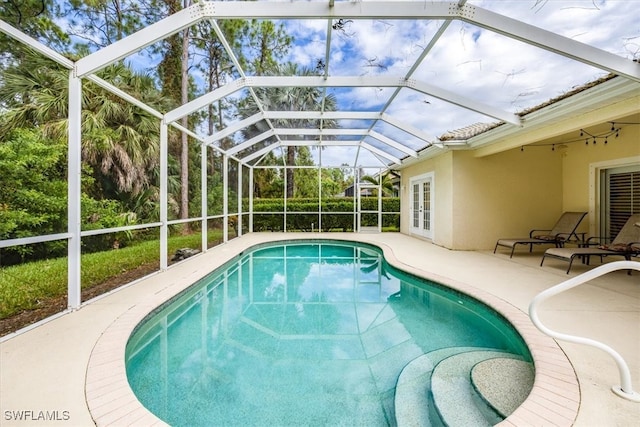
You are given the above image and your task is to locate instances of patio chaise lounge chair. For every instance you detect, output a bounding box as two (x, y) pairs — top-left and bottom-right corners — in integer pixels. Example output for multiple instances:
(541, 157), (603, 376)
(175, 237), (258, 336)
(494, 211), (587, 258)
(540, 214), (640, 274)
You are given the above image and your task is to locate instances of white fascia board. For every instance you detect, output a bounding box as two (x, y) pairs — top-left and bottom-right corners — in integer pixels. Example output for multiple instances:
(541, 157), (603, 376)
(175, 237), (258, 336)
(76, 5), (200, 76)
(226, 129), (274, 155)
(165, 78), (245, 123)
(205, 112), (263, 144)
(465, 5), (640, 82)
(381, 114), (437, 144)
(408, 79), (520, 125)
(360, 142), (401, 165)
(241, 142), (279, 163)
(0, 19), (74, 69)
(85, 75), (163, 119)
(263, 111), (380, 120)
(369, 131), (418, 157)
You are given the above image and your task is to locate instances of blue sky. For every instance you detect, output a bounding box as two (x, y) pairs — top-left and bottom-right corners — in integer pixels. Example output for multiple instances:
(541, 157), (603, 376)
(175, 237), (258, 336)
(53, 0), (640, 167)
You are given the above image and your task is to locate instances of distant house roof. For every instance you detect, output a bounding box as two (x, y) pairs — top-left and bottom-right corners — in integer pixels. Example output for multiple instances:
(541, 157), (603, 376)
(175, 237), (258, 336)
(436, 73), (618, 142)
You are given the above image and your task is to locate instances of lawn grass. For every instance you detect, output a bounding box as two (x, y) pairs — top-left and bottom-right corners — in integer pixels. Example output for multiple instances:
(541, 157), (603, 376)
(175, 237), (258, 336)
(0, 232), (222, 319)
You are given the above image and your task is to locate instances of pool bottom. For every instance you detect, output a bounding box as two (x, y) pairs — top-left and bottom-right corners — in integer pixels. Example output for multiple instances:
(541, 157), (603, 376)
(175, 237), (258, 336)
(125, 241), (531, 426)
(84, 233), (579, 426)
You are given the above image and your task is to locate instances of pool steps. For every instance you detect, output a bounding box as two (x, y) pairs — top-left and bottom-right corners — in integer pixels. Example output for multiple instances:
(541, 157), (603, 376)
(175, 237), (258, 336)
(395, 348), (534, 426)
(471, 357), (535, 418)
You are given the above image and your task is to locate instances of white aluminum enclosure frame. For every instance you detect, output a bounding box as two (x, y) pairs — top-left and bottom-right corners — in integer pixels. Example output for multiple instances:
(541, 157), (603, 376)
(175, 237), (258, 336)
(1, 1), (639, 313)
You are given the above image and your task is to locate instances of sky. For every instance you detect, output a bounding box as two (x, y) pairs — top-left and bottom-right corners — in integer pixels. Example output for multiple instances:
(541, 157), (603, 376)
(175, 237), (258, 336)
(245, 0), (639, 167)
(41, 1), (640, 168)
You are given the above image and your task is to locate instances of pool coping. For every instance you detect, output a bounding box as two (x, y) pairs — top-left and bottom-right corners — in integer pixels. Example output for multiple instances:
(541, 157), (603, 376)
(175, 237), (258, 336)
(85, 234), (580, 426)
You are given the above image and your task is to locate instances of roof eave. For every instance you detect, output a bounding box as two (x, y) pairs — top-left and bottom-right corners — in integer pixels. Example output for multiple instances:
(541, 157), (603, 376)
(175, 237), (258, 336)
(467, 76), (640, 156)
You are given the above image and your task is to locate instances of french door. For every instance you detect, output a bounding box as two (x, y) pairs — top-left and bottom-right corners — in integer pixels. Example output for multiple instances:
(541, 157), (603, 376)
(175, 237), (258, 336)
(409, 173), (434, 239)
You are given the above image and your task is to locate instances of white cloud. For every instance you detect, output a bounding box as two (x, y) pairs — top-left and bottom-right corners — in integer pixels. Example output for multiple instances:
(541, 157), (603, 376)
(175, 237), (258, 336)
(53, 0), (638, 167)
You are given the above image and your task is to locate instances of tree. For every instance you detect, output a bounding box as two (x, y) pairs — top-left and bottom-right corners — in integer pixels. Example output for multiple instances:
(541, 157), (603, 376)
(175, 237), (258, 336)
(63, 0), (149, 49)
(239, 63), (338, 198)
(0, 50), (167, 208)
(153, 0), (196, 226)
(0, 128), (134, 263)
(0, 0), (69, 58)
(361, 172), (398, 196)
(244, 20), (292, 76)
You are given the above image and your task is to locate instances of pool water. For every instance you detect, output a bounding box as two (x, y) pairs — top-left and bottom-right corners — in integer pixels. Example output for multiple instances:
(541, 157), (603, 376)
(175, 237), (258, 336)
(126, 241), (530, 426)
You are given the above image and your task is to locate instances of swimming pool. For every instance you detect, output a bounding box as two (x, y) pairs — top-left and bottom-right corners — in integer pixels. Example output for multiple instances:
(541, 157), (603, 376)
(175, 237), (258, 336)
(126, 240), (532, 426)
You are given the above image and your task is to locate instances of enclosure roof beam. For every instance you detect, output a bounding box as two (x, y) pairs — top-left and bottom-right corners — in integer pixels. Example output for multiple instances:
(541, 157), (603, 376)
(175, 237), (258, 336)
(0, 19), (74, 69)
(407, 79), (519, 125)
(76, 5), (199, 76)
(274, 128), (368, 137)
(225, 129), (275, 155)
(204, 1), (639, 81)
(263, 111), (381, 120)
(280, 140), (360, 146)
(76, 1), (638, 83)
(189, 74), (507, 126)
(369, 131), (418, 158)
(165, 79), (245, 124)
(206, 112), (264, 144)
(85, 75), (164, 119)
(467, 4), (640, 82)
(241, 142), (280, 163)
(381, 114), (437, 144)
(360, 142), (401, 165)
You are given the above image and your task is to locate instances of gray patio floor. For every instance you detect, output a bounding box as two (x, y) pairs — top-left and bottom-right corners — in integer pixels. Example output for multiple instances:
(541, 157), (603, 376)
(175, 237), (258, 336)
(1, 233), (638, 426)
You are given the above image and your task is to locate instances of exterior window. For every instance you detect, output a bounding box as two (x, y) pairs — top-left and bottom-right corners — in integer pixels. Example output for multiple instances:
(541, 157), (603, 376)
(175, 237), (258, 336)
(423, 181), (431, 230)
(413, 183), (420, 228)
(601, 166), (640, 238)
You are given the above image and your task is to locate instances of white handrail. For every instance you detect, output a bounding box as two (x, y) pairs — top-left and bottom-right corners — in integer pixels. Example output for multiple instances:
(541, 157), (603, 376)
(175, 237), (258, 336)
(529, 260), (640, 402)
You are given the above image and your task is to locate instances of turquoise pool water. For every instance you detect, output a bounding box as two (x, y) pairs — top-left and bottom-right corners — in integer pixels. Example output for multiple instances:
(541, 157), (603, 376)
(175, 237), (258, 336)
(126, 241), (530, 426)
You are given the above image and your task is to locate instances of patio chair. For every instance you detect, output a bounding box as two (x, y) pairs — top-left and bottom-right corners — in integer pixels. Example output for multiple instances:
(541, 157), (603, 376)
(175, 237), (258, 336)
(494, 211), (587, 258)
(540, 214), (640, 274)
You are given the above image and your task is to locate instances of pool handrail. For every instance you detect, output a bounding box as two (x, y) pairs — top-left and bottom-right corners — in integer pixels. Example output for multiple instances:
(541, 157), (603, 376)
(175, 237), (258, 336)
(529, 260), (640, 402)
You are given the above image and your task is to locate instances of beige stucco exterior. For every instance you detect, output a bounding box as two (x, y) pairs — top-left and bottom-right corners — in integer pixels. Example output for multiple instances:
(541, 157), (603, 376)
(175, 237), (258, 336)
(399, 77), (640, 250)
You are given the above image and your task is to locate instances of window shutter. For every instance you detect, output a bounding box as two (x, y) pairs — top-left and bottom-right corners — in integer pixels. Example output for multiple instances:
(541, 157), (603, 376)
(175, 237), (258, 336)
(608, 170), (640, 238)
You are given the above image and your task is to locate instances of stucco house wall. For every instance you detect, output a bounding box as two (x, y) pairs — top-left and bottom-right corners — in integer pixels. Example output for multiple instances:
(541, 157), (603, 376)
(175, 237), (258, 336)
(560, 122), (640, 236)
(399, 78), (639, 251)
(400, 152), (454, 247)
(401, 147), (563, 250)
(450, 148), (563, 249)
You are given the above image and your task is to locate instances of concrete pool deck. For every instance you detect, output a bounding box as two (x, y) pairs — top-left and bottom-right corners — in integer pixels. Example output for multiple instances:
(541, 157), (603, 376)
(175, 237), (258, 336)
(1, 232), (638, 426)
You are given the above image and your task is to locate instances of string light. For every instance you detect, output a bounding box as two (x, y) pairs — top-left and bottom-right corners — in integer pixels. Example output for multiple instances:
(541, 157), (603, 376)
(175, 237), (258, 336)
(518, 122), (637, 152)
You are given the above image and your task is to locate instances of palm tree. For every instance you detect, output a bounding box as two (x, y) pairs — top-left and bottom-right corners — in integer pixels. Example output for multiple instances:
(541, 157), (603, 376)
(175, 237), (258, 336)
(361, 172), (398, 197)
(0, 50), (167, 201)
(239, 62), (337, 198)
